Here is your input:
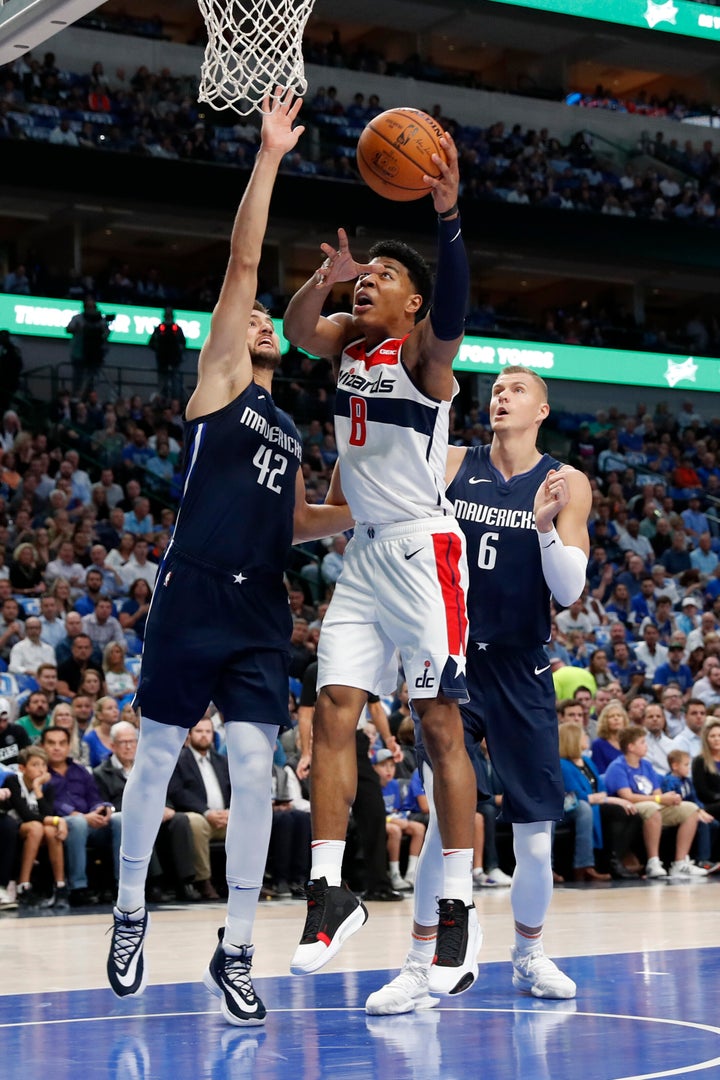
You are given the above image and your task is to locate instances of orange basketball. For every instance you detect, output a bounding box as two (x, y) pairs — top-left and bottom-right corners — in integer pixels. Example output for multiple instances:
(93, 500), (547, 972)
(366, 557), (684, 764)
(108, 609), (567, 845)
(356, 107), (447, 202)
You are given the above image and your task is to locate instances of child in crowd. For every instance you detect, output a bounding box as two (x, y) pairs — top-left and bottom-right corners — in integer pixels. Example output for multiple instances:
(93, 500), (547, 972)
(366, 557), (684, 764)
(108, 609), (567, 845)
(373, 749), (426, 893)
(661, 748), (718, 866)
(2, 745), (68, 907)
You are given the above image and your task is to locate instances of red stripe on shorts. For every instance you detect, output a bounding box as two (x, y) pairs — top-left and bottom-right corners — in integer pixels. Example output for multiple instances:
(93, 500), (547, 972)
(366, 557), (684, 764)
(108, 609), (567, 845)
(431, 531), (468, 657)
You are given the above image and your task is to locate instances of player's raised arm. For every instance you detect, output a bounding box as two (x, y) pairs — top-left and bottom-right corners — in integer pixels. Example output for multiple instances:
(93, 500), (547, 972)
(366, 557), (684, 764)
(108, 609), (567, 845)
(187, 91), (303, 418)
(283, 227), (375, 360)
(404, 131), (468, 400)
(534, 465), (592, 607)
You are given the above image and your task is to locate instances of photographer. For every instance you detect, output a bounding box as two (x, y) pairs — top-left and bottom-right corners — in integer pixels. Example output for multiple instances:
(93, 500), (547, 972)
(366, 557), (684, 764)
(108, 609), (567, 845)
(66, 297), (113, 399)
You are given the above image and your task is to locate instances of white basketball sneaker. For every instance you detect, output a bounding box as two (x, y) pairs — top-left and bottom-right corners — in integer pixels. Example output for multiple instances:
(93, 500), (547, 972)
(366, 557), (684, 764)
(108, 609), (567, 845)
(511, 946), (576, 999)
(669, 858), (708, 878)
(365, 958), (439, 1015)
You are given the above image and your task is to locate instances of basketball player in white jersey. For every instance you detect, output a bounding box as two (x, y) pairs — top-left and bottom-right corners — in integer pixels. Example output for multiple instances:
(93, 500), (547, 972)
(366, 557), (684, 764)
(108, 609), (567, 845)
(285, 130), (481, 994)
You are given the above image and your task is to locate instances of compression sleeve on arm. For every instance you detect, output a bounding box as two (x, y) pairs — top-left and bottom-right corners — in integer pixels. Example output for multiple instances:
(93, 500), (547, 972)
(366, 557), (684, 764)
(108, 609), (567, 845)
(538, 525), (588, 608)
(429, 215), (469, 341)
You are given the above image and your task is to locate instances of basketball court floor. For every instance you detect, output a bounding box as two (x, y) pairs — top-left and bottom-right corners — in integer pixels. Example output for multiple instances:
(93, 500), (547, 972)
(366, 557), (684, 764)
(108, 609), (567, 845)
(2, 877), (719, 1080)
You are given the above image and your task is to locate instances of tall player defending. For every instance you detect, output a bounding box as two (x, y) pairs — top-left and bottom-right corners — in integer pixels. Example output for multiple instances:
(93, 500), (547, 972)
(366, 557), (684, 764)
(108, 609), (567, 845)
(106, 92), (352, 1027)
(367, 365), (591, 1014)
(284, 132), (480, 993)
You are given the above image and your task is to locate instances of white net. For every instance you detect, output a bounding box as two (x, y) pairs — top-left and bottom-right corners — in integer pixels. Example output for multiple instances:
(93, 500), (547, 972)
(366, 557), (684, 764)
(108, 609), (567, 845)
(197, 0), (316, 116)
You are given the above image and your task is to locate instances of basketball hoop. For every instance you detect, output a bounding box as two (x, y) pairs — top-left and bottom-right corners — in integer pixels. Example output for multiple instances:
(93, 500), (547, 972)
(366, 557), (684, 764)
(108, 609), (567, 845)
(197, 0), (316, 116)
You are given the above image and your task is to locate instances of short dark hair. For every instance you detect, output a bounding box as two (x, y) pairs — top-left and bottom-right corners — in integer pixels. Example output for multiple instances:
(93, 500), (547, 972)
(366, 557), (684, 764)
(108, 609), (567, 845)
(367, 239), (432, 321)
(41, 725), (70, 744)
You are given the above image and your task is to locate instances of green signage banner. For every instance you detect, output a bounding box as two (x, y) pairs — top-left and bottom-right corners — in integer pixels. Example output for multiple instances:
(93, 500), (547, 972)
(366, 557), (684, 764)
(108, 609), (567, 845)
(2, 293), (717, 393)
(455, 337), (720, 393)
(0, 293), (211, 350)
(486, 0), (720, 43)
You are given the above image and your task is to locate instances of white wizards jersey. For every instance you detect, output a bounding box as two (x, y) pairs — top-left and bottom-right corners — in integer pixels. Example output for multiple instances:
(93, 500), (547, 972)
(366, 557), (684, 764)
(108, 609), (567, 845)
(335, 334), (455, 524)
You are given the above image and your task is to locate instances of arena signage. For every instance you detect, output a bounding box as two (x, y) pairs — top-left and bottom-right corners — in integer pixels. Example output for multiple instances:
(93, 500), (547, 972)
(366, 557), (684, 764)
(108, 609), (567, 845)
(485, 0), (720, 43)
(1, 294), (209, 349)
(2, 294), (718, 391)
(454, 338), (720, 392)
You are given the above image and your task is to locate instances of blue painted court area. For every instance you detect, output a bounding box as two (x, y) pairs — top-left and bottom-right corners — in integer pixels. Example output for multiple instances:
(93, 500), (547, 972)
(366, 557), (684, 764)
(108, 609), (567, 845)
(3, 949), (720, 1080)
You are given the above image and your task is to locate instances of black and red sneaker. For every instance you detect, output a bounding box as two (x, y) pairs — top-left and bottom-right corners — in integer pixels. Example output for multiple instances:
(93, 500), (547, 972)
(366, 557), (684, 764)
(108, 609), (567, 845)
(427, 898), (482, 995)
(290, 877), (368, 975)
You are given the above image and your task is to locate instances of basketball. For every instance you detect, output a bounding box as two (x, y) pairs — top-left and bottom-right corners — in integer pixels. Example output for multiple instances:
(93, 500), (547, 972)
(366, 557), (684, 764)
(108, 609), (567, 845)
(356, 108), (447, 202)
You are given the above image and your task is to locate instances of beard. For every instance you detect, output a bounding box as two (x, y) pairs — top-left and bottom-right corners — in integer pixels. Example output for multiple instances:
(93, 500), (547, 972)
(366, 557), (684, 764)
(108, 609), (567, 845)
(250, 344), (281, 372)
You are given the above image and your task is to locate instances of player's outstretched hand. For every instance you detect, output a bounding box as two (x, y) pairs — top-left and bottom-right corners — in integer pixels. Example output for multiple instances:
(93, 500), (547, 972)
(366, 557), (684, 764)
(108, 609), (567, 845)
(260, 87), (305, 155)
(534, 465), (573, 532)
(314, 227), (377, 289)
(423, 131), (459, 215)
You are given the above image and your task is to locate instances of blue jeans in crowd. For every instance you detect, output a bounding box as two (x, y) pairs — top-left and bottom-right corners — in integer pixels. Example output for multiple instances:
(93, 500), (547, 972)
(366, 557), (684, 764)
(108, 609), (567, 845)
(562, 798), (595, 869)
(64, 813), (122, 890)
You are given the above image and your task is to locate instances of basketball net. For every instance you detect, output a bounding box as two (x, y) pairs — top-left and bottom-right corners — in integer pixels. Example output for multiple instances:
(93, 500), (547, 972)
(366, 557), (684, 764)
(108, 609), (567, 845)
(197, 0), (316, 116)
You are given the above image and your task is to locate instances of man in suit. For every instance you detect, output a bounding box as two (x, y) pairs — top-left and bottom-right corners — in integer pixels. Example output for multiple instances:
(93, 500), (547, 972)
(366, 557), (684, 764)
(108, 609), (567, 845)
(167, 715), (230, 899)
(94, 721), (201, 902)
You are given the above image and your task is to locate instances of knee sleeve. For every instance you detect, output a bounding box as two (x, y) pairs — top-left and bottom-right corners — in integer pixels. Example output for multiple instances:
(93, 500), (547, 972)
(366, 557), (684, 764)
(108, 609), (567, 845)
(511, 821), (554, 930)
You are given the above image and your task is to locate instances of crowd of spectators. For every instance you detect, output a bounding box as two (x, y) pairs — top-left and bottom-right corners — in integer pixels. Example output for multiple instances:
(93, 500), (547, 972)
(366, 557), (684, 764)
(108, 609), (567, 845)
(0, 360), (719, 906)
(567, 85), (716, 123)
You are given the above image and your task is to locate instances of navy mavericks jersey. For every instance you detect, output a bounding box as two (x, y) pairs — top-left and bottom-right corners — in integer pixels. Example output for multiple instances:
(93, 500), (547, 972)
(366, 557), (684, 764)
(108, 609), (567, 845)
(174, 381), (302, 576)
(447, 444), (562, 647)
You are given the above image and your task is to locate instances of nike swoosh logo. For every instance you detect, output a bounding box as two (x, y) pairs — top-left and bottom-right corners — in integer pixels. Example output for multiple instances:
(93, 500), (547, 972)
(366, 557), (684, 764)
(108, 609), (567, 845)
(468, 477), (492, 484)
(534, 664), (551, 676)
(222, 979), (259, 1014)
(116, 952), (141, 988)
(404, 549), (423, 560)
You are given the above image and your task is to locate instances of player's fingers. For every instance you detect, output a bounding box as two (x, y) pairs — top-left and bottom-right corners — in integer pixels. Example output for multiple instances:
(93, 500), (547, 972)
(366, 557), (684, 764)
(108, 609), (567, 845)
(337, 226), (349, 250)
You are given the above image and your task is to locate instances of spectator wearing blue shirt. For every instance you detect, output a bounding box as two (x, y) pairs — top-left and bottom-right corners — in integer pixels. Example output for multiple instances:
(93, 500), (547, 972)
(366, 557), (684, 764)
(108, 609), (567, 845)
(608, 641), (646, 697)
(682, 496), (710, 541)
(690, 533), (718, 579)
(604, 725), (705, 879)
(653, 638), (694, 698)
(373, 750), (425, 891)
(123, 495), (154, 538)
(661, 747), (717, 864)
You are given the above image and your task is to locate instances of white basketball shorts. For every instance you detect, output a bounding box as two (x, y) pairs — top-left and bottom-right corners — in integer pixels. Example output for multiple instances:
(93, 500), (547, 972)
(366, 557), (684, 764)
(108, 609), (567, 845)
(317, 517), (469, 701)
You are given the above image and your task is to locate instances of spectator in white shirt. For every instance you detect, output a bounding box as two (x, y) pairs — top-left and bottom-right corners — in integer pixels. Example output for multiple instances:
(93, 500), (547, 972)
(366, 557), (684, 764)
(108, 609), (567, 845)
(9, 616), (56, 675)
(118, 538), (157, 591)
(642, 702), (674, 776)
(44, 541), (86, 594)
(634, 623), (669, 683)
(670, 699), (707, 757)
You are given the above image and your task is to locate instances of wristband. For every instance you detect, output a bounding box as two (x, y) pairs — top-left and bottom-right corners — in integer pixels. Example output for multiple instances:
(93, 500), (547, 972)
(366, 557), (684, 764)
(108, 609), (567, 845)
(537, 525), (588, 607)
(437, 203), (459, 220)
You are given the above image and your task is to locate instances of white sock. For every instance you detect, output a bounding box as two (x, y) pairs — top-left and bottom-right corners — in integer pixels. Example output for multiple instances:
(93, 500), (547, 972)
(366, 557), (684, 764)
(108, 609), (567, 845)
(310, 840), (346, 886)
(442, 848), (473, 906)
(514, 930), (543, 956)
(408, 932), (436, 966)
(390, 861), (401, 877)
(406, 855), (418, 877)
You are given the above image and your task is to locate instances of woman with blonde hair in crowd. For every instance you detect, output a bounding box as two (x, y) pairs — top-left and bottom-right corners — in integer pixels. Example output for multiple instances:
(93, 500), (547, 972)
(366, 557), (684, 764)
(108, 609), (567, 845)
(50, 701), (90, 766)
(49, 576), (74, 615)
(559, 722), (640, 880)
(103, 640), (137, 702)
(82, 695), (119, 767)
(591, 700), (629, 774)
(9, 542), (46, 597)
(692, 718), (720, 824)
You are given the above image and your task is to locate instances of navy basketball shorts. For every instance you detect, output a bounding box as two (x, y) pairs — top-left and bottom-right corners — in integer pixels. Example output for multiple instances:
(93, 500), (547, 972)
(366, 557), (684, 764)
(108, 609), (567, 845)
(461, 643), (564, 824)
(134, 547), (292, 730)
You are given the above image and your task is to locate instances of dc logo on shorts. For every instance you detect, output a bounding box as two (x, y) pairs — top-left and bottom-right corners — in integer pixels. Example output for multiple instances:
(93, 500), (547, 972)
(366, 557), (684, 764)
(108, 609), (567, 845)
(163, 571), (173, 588)
(415, 660), (435, 689)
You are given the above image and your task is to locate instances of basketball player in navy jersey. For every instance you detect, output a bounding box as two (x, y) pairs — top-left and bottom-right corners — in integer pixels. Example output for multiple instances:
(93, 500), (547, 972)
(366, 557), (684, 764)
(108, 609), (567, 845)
(284, 132), (481, 993)
(106, 93), (353, 1027)
(366, 364), (591, 1014)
